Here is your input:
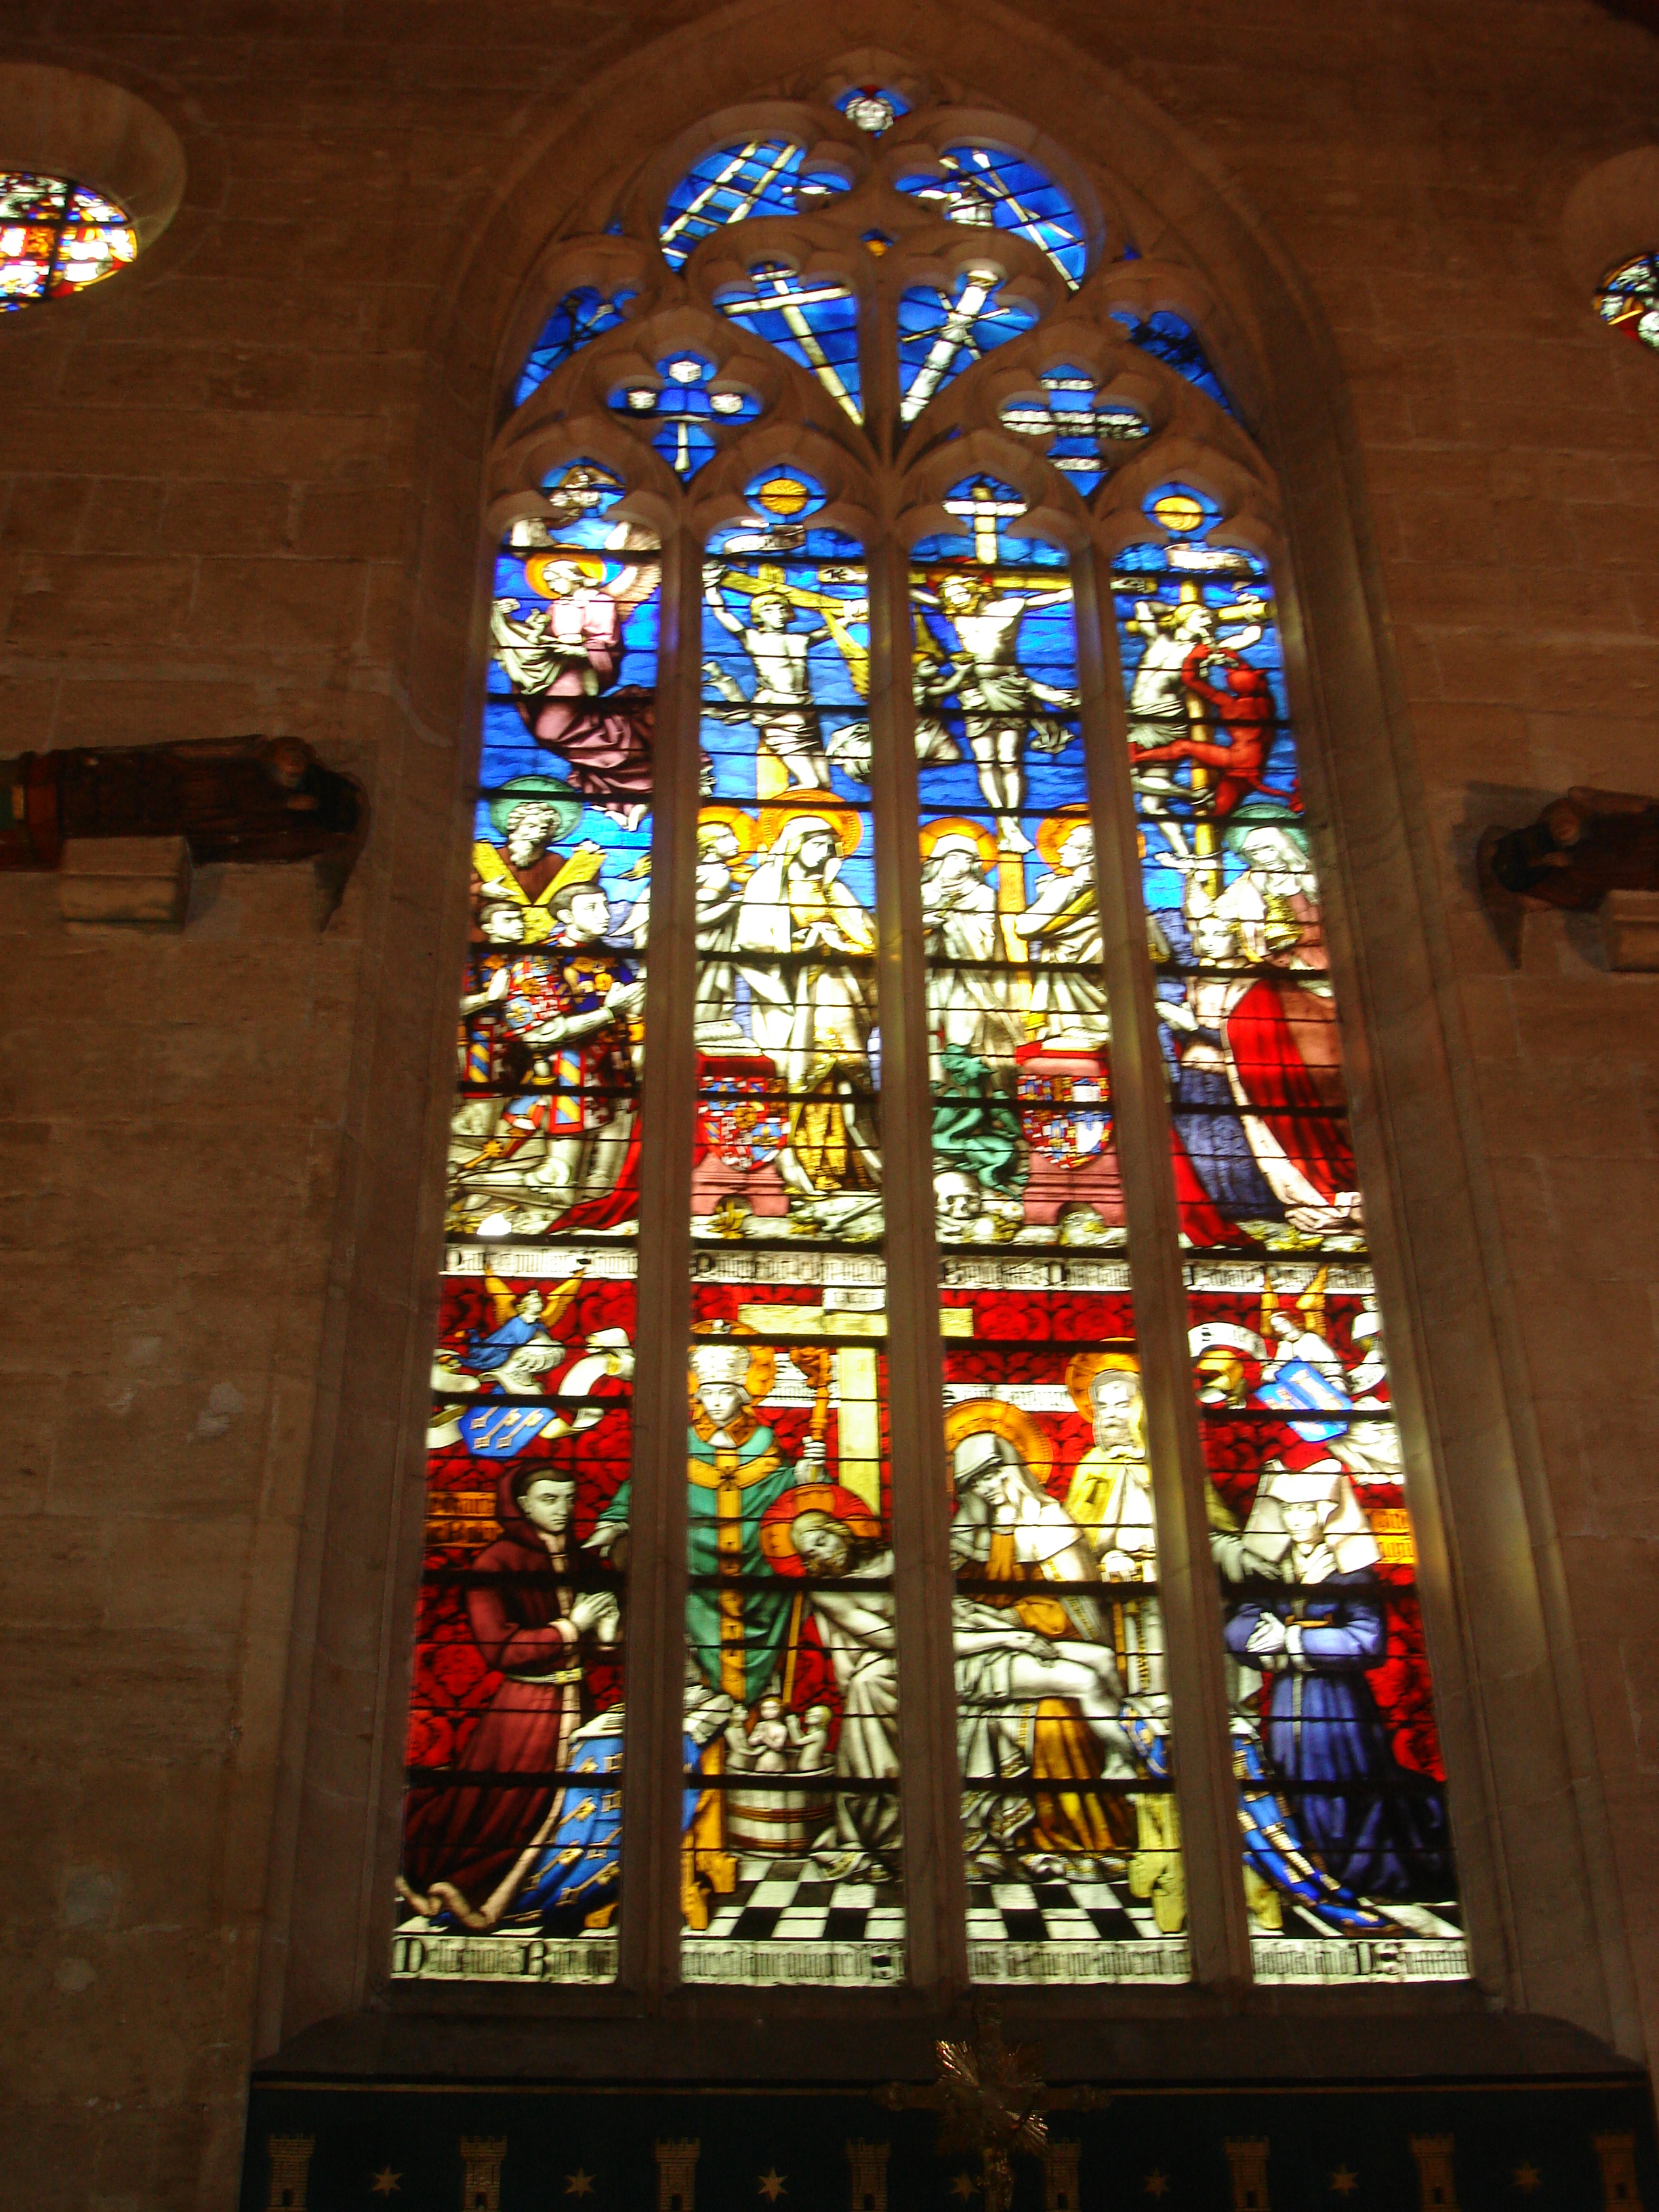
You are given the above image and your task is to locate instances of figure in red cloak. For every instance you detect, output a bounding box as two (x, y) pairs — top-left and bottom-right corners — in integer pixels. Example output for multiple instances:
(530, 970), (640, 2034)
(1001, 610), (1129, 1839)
(398, 1459), (620, 1922)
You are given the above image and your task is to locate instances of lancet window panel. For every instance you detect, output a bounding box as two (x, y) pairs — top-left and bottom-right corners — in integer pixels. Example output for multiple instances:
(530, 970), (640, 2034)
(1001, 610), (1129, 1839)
(391, 71), (1465, 1999)
(1111, 493), (1462, 1983)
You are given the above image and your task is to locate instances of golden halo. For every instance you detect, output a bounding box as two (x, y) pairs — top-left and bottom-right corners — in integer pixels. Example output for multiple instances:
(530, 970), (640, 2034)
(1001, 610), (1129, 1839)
(525, 551), (607, 598)
(698, 804), (760, 855)
(758, 1481), (885, 1575)
(943, 1397), (1055, 1491)
(756, 803), (863, 857)
(1036, 808), (1092, 869)
(920, 815), (1000, 866)
(1064, 1347), (1142, 1422)
(689, 1321), (776, 1403)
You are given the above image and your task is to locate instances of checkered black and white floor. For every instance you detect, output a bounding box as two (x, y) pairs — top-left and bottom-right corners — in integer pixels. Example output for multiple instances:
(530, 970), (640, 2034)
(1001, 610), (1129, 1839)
(392, 1857), (1465, 1988)
(684, 1853), (1191, 1984)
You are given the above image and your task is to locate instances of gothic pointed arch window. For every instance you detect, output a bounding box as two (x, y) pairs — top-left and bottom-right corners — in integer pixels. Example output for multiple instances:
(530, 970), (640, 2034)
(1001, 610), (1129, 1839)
(393, 68), (1465, 1999)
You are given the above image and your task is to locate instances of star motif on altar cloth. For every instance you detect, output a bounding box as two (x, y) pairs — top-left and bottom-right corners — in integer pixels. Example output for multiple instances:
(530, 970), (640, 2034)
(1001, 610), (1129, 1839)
(1513, 2165), (1542, 2193)
(758, 2171), (787, 2200)
(1330, 2169), (1358, 2196)
(369, 2169), (402, 2196)
(949, 2175), (978, 2198)
(1143, 2173), (1170, 2199)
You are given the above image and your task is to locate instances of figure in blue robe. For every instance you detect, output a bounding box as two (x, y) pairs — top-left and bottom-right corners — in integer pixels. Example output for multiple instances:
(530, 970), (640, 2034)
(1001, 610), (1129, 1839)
(468, 1310), (550, 1372)
(1225, 1570), (1451, 1900)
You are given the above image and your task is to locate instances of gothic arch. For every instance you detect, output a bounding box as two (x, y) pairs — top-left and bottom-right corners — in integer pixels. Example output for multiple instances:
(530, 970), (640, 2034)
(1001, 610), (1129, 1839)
(256, 0), (1641, 2075)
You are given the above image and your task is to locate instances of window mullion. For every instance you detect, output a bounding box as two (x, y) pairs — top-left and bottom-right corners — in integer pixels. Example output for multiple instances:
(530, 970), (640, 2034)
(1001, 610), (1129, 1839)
(867, 527), (970, 2001)
(1071, 544), (1253, 1990)
(619, 521), (705, 1999)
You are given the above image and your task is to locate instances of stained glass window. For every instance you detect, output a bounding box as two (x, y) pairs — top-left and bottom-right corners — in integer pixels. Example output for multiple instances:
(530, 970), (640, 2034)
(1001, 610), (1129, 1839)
(895, 145), (1087, 287)
(679, 493), (895, 1982)
(914, 485), (1185, 1982)
(999, 366), (1151, 497)
(715, 264), (863, 419)
(397, 461), (655, 1984)
(394, 85), (1464, 1999)
(1596, 252), (1659, 349)
(1113, 485), (1461, 1981)
(897, 273), (1039, 424)
(514, 286), (634, 408)
(0, 173), (136, 310)
(1109, 308), (1233, 413)
(661, 142), (851, 268)
(607, 351), (762, 480)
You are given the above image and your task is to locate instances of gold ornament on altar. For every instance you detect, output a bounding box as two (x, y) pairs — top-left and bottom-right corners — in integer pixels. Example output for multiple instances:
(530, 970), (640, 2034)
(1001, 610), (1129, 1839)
(877, 2006), (1109, 2212)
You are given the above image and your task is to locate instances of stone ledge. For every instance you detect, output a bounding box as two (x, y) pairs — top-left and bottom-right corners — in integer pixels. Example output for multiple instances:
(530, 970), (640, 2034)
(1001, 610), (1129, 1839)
(1601, 889), (1659, 972)
(58, 836), (191, 931)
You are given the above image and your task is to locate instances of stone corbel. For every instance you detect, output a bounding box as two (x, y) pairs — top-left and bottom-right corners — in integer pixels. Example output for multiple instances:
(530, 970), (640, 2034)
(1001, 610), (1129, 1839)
(1, 736), (366, 930)
(1477, 786), (1659, 970)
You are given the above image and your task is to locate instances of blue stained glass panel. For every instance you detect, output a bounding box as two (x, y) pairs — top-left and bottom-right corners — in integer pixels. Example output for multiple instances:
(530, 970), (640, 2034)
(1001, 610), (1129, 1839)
(482, 512), (661, 811)
(715, 264), (863, 420)
(700, 526), (872, 819)
(1000, 366), (1151, 498)
(1109, 308), (1233, 414)
(897, 275), (1039, 424)
(514, 287), (634, 409)
(905, 480), (1083, 842)
(660, 141), (851, 268)
(608, 359), (762, 479)
(742, 466), (828, 520)
(895, 144), (1087, 287)
(652, 421), (717, 478)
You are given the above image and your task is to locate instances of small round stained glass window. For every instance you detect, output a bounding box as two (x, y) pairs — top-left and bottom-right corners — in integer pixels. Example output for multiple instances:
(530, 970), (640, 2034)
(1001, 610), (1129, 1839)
(0, 171), (136, 311)
(1597, 251), (1659, 349)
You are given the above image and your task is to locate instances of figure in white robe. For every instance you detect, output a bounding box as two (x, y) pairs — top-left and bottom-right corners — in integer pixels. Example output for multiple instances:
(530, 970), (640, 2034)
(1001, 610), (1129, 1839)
(920, 833), (1024, 1071)
(1007, 819), (1111, 1052)
(735, 815), (880, 1196)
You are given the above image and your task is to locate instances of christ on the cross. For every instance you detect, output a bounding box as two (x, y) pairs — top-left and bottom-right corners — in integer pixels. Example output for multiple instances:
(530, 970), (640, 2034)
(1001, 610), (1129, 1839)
(915, 564), (1078, 851)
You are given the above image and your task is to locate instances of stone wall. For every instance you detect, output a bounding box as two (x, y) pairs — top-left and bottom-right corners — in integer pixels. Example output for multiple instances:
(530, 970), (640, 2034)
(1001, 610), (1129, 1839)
(3, 0), (1659, 2204)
